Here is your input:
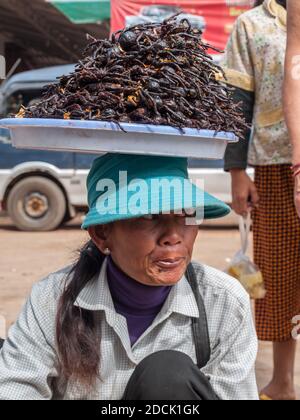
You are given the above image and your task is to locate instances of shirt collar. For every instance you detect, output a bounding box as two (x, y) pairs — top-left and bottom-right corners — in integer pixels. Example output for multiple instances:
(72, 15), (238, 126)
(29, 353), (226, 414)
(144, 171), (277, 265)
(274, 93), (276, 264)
(74, 257), (199, 319)
(265, 0), (287, 30)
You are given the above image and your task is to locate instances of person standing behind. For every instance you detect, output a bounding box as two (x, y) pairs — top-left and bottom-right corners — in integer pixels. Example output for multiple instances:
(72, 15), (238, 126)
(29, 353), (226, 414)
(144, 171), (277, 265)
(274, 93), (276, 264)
(222, 0), (300, 400)
(284, 0), (300, 217)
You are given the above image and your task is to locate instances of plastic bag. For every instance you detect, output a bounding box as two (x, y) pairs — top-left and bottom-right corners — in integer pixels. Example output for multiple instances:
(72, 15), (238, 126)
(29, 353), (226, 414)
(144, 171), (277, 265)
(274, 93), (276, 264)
(226, 214), (266, 300)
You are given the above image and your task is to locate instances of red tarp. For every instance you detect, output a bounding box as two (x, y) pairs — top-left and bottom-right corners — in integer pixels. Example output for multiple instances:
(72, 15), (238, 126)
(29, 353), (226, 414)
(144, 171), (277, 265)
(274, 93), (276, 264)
(111, 0), (253, 51)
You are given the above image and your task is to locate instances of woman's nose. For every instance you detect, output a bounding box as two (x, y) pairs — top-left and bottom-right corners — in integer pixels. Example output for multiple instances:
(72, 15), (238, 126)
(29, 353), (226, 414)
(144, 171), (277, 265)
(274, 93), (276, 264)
(159, 221), (183, 246)
(161, 235), (182, 246)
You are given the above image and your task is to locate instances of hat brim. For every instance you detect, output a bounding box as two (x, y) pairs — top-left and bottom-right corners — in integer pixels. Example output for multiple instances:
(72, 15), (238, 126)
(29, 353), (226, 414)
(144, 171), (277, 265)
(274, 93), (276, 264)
(81, 177), (231, 229)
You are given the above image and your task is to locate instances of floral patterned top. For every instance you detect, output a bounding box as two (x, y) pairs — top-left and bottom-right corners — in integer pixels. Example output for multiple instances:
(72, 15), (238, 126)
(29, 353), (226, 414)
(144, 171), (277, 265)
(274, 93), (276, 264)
(221, 0), (291, 166)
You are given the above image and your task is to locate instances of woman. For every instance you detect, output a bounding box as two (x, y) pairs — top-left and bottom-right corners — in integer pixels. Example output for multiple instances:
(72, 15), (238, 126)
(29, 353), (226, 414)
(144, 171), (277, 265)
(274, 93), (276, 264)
(222, 0), (299, 400)
(0, 153), (258, 400)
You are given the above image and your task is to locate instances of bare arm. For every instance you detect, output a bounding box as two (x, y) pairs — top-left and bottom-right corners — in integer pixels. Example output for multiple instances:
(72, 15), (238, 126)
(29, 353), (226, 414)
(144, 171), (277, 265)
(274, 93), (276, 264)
(221, 15), (259, 217)
(224, 87), (259, 216)
(284, 0), (300, 217)
(284, 0), (300, 165)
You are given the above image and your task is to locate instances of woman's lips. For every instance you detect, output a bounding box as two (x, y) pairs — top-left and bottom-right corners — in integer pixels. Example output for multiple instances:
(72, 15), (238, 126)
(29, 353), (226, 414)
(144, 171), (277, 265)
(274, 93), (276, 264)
(154, 258), (185, 270)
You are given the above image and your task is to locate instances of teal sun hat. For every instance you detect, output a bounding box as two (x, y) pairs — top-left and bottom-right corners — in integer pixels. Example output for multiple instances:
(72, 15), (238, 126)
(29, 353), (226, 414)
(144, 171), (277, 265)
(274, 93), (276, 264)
(82, 153), (231, 229)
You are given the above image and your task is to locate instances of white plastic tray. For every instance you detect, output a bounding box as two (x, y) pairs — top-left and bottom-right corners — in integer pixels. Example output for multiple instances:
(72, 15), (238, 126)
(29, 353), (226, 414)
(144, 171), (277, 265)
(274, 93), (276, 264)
(0, 118), (238, 159)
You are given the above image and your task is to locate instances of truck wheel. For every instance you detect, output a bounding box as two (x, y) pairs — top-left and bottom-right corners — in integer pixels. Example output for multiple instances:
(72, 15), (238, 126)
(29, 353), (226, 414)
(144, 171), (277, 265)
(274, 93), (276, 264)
(7, 176), (67, 231)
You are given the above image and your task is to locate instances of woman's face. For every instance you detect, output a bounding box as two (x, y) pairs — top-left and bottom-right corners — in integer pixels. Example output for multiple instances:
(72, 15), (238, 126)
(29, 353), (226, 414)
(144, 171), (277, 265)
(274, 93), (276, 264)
(89, 212), (199, 286)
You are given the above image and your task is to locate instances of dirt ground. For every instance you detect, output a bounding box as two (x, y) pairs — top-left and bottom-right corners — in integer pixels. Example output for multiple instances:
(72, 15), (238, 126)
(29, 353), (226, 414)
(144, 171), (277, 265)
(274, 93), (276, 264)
(0, 214), (299, 399)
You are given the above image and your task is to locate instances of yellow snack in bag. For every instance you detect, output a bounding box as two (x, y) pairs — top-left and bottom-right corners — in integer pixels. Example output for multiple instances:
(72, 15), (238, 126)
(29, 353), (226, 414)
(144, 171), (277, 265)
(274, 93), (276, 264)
(226, 215), (267, 300)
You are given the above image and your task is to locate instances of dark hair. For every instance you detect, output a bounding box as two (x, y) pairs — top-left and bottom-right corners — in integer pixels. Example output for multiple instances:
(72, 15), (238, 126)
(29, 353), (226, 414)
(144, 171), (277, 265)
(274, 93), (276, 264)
(56, 240), (105, 386)
(254, 0), (264, 6)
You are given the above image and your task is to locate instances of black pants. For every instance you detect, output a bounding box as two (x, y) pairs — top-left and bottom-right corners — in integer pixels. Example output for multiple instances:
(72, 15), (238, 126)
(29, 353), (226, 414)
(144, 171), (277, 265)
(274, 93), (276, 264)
(123, 350), (219, 401)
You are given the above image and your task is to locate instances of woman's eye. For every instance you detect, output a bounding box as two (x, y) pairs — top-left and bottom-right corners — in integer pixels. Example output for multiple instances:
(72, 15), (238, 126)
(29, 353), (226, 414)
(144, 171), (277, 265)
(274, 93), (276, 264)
(142, 214), (156, 221)
(140, 211), (196, 222)
(184, 211), (196, 218)
(175, 210), (196, 218)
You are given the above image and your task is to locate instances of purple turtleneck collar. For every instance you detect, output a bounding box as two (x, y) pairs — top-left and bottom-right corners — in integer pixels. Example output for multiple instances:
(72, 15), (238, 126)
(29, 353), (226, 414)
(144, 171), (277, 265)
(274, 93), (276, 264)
(106, 256), (172, 346)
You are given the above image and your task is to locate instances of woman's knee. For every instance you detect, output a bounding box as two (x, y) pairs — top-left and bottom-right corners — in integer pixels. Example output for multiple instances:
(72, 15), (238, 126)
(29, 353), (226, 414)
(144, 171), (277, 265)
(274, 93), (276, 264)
(136, 350), (194, 386)
(124, 350), (201, 400)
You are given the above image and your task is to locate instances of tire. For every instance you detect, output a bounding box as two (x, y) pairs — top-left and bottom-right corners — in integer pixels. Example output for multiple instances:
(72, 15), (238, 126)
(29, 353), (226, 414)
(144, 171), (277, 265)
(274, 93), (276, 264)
(7, 176), (67, 231)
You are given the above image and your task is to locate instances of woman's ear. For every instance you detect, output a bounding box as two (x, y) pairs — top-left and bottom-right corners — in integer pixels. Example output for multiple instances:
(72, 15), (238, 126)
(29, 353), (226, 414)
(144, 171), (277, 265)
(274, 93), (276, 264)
(88, 225), (112, 254)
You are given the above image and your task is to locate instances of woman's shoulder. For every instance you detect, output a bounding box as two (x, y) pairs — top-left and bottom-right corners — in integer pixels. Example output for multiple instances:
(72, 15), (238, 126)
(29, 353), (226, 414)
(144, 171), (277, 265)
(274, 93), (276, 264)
(30, 264), (75, 303)
(238, 4), (267, 20)
(234, 4), (270, 31)
(10, 265), (77, 346)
